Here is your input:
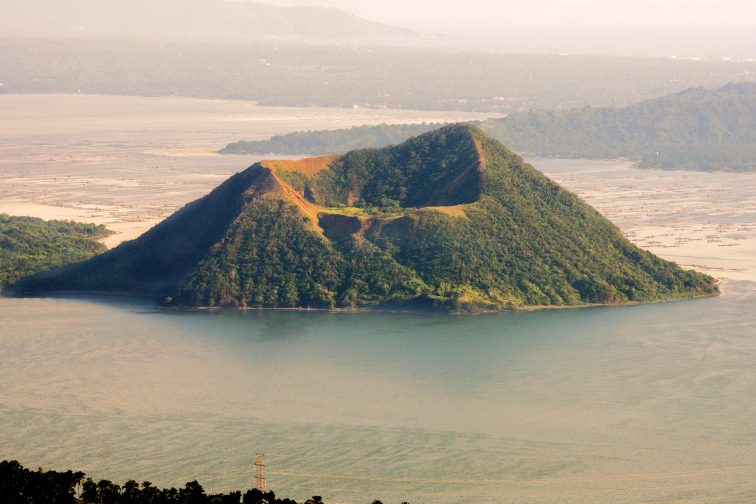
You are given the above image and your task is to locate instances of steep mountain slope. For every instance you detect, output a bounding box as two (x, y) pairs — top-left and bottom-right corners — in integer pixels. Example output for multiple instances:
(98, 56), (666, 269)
(0, 0), (413, 43)
(222, 83), (756, 171)
(14, 125), (717, 311)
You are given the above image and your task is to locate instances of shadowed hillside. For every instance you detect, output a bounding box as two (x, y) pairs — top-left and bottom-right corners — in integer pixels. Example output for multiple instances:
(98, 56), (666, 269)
(14, 125), (717, 311)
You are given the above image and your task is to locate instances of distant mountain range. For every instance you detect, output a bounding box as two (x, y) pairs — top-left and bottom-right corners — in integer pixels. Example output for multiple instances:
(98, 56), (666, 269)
(0, 0), (414, 43)
(2, 38), (755, 113)
(14, 125), (717, 311)
(223, 83), (756, 171)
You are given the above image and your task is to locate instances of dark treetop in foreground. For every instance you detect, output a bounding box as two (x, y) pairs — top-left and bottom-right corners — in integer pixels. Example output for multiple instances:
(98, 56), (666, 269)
(14, 125), (717, 311)
(0, 460), (315, 504)
(0, 214), (109, 289)
(223, 83), (756, 172)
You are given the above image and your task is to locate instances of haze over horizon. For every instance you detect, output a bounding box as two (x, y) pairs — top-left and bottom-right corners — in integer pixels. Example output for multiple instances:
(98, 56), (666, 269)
(267, 0), (756, 58)
(2, 0), (754, 58)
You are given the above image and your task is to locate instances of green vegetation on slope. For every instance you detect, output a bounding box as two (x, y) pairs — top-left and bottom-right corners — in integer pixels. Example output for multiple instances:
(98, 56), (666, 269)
(176, 198), (429, 308)
(365, 133), (714, 309)
(14, 125), (717, 311)
(0, 214), (109, 289)
(222, 83), (756, 172)
(176, 198), (345, 307)
(9, 167), (275, 295)
(312, 126), (484, 208)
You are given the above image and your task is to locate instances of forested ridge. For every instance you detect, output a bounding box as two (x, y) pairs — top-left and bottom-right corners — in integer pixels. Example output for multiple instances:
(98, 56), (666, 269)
(14, 125), (717, 311)
(0, 214), (109, 289)
(223, 83), (756, 172)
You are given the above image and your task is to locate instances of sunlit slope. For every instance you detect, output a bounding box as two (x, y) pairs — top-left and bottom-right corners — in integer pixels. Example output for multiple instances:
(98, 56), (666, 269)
(15, 125), (717, 310)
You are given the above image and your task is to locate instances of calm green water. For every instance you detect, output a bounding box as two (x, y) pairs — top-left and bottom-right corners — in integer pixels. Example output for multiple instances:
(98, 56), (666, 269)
(2, 282), (755, 503)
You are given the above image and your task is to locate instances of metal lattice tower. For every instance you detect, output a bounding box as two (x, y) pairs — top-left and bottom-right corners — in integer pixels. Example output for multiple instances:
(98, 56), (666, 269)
(254, 452), (266, 492)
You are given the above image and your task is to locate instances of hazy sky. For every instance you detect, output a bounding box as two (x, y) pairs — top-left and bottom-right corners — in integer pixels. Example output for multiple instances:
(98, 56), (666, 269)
(267, 0), (756, 58)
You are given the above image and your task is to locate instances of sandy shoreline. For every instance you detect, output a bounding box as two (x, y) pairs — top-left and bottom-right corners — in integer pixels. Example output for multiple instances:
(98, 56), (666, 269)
(6, 283), (722, 315)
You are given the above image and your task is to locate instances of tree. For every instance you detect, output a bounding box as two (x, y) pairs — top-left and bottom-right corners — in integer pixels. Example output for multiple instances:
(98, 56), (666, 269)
(121, 479), (139, 502)
(81, 478), (99, 503)
(179, 480), (207, 504)
(96, 479), (120, 504)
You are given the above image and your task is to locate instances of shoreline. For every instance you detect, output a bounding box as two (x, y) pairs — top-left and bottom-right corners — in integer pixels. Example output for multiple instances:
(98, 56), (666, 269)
(2, 287), (722, 315)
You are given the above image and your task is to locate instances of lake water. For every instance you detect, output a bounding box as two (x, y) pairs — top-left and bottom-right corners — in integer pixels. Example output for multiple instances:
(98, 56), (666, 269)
(1, 95), (755, 503)
(2, 281), (755, 503)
